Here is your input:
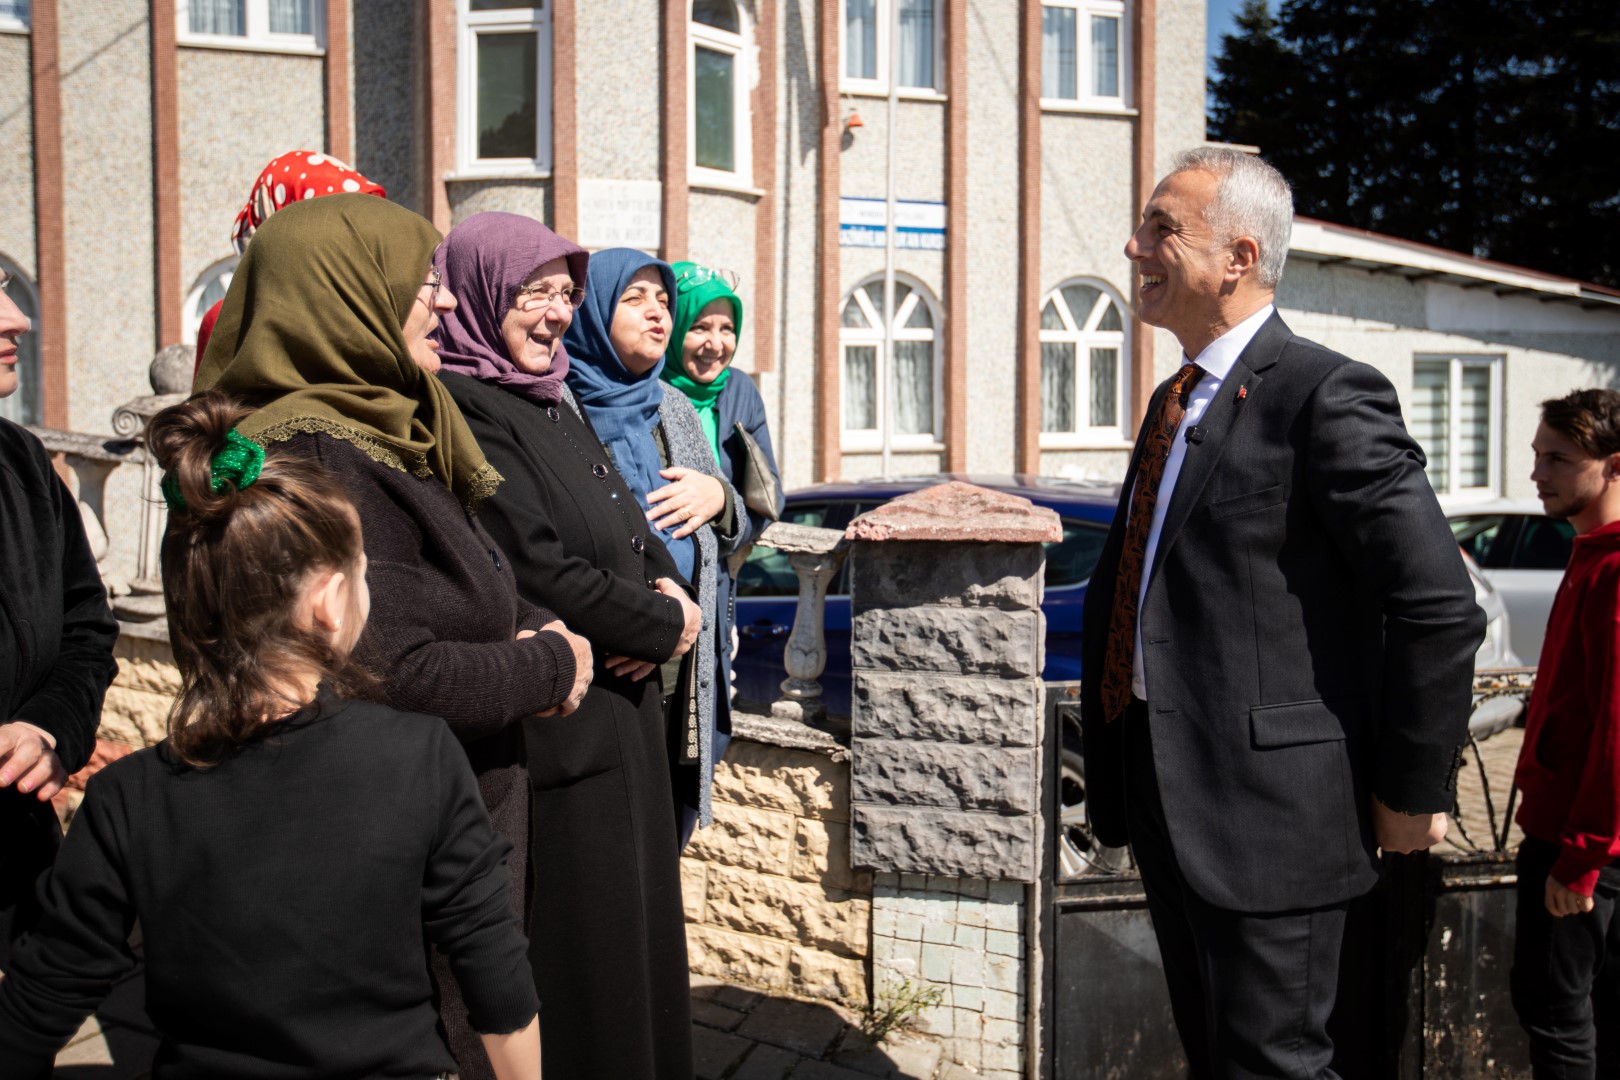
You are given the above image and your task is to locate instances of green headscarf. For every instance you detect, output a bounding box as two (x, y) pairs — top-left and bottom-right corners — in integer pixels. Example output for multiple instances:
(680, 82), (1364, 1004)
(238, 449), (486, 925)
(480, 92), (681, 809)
(195, 193), (499, 509)
(661, 261), (744, 459)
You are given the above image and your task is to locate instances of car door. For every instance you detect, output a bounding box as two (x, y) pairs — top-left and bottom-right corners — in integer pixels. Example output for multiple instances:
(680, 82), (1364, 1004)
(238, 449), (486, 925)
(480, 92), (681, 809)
(732, 501), (863, 711)
(1495, 514), (1573, 664)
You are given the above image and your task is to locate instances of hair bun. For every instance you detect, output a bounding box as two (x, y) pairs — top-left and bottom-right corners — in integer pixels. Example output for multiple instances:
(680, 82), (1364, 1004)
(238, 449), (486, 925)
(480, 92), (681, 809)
(146, 392), (258, 523)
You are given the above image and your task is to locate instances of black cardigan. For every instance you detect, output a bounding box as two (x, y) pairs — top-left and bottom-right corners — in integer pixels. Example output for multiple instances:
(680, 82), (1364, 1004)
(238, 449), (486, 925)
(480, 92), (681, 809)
(0, 418), (117, 966)
(0, 695), (538, 1078)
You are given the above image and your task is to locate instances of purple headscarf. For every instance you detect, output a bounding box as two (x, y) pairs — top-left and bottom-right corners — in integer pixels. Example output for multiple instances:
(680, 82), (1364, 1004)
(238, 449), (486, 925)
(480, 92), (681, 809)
(431, 211), (590, 406)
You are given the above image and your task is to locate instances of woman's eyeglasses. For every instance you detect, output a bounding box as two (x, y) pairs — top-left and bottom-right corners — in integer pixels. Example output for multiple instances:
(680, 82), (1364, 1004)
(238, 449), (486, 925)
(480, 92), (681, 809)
(515, 283), (587, 312)
(675, 265), (739, 292)
(418, 268), (444, 308)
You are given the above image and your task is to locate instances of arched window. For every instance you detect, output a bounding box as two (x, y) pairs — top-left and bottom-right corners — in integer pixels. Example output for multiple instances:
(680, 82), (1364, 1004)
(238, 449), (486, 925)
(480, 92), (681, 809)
(689, 0), (752, 185)
(1039, 278), (1129, 445)
(184, 256), (240, 345)
(0, 257), (41, 426)
(840, 275), (941, 450)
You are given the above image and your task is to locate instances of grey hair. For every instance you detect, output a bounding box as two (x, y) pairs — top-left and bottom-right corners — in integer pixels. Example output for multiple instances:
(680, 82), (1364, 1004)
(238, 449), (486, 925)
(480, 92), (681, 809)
(1171, 147), (1294, 289)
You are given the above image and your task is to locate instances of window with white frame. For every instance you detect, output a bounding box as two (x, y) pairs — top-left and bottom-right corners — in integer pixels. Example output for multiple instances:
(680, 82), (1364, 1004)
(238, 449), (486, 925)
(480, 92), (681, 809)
(1410, 354), (1503, 497)
(843, 0), (942, 94)
(1040, 0), (1128, 109)
(184, 257), (239, 346)
(178, 0), (322, 51)
(0, 257), (40, 426)
(456, 0), (553, 176)
(0, 0), (29, 32)
(840, 276), (941, 450)
(1039, 279), (1129, 444)
(689, 0), (751, 185)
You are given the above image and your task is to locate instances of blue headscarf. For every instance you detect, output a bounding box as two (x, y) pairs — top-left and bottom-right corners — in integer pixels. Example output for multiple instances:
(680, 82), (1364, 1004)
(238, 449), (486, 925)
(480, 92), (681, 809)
(562, 248), (693, 580)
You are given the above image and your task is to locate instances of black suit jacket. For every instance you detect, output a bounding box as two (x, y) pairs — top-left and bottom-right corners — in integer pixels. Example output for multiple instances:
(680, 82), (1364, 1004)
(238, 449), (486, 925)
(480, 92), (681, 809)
(1079, 312), (1485, 913)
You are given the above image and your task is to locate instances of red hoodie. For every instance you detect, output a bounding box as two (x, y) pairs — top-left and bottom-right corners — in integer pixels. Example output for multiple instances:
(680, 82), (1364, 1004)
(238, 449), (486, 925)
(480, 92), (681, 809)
(1515, 517), (1620, 895)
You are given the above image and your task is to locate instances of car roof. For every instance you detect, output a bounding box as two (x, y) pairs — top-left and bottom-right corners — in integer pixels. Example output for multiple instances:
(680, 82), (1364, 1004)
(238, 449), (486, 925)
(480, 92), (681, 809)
(1444, 498), (1548, 517)
(785, 473), (1123, 512)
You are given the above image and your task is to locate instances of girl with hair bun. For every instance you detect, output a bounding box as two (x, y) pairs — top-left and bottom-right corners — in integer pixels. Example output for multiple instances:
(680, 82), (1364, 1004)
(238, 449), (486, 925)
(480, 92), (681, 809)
(0, 392), (542, 1079)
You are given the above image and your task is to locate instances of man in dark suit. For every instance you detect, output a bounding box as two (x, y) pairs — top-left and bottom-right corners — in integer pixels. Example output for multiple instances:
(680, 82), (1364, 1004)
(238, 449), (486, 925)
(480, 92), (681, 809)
(1079, 148), (1484, 1078)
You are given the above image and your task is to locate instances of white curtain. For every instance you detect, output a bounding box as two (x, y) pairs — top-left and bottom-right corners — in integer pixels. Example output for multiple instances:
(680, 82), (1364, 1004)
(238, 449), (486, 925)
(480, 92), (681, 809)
(897, 0), (935, 88)
(269, 0), (311, 35)
(846, 0), (878, 80)
(1042, 343), (1076, 432)
(891, 341), (934, 436)
(1042, 6), (1077, 99)
(189, 0), (244, 35)
(1089, 347), (1118, 428)
(845, 346), (878, 430)
(1091, 15), (1119, 98)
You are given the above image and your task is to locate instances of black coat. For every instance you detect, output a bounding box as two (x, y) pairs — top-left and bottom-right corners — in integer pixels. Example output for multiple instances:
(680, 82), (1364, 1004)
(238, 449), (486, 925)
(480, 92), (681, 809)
(442, 373), (694, 1080)
(0, 419), (117, 966)
(1079, 313), (1485, 913)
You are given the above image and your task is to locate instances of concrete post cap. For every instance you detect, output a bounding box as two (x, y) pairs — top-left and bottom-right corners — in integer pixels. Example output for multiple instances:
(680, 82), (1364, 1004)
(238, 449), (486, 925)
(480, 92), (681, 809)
(845, 481), (1062, 544)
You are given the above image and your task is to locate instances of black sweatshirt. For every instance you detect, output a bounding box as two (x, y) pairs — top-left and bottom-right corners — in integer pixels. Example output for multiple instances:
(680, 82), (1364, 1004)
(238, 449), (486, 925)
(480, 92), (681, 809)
(0, 694), (538, 1078)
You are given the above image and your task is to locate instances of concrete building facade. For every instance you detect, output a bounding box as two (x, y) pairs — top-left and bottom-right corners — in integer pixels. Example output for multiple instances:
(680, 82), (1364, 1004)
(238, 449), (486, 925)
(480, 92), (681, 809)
(4, 0), (1617, 504)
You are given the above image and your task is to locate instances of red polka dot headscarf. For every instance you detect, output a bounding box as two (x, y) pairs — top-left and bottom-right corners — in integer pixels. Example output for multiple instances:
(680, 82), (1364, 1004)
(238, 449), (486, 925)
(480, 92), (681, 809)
(230, 151), (386, 254)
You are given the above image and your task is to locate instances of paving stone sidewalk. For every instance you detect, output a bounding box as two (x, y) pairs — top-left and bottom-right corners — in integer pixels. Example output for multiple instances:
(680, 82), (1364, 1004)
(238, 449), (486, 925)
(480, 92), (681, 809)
(690, 977), (945, 1080)
(51, 972), (948, 1079)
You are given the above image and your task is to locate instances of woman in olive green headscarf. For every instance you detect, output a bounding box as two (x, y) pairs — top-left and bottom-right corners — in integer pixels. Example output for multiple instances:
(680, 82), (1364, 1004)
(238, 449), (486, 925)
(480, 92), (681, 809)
(196, 193), (591, 1080)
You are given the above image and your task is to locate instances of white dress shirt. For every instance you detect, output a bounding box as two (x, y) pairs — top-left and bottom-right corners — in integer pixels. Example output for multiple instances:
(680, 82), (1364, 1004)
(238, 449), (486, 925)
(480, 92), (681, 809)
(1131, 303), (1275, 699)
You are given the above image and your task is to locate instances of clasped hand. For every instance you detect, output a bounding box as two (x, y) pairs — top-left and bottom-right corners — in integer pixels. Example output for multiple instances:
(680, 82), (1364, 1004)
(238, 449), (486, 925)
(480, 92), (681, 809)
(518, 622), (593, 717)
(605, 578), (702, 682)
(0, 721), (67, 801)
(645, 467), (726, 540)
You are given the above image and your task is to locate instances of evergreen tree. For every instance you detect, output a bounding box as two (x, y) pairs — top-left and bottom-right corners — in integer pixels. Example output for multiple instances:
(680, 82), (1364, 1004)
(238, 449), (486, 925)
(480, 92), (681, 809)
(1210, 0), (1620, 288)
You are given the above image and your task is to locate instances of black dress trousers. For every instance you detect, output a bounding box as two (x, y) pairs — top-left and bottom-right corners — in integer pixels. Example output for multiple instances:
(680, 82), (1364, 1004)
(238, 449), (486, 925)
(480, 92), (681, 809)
(1124, 698), (1349, 1080)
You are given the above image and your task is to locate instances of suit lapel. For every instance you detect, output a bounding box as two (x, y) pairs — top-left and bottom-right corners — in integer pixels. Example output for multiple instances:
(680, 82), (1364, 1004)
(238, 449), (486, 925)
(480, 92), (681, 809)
(1147, 313), (1291, 583)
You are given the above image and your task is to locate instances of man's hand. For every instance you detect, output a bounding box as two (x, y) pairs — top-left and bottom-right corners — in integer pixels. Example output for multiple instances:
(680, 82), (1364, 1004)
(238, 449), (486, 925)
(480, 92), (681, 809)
(531, 621), (593, 717)
(657, 577), (703, 658)
(1371, 796), (1448, 854)
(1546, 875), (1597, 918)
(0, 722), (68, 802)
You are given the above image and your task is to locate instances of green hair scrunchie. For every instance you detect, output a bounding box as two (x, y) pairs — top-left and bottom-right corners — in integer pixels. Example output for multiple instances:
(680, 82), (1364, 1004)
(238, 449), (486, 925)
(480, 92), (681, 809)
(161, 428), (266, 510)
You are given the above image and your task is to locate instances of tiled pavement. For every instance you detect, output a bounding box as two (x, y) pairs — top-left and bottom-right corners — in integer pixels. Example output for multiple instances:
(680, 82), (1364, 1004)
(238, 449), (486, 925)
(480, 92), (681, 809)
(50, 973), (947, 1079)
(689, 977), (943, 1080)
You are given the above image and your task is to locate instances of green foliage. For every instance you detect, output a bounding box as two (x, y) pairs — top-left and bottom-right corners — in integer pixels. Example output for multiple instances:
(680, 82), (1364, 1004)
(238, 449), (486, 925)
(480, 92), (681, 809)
(1209, 0), (1620, 288)
(860, 976), (946, 1044)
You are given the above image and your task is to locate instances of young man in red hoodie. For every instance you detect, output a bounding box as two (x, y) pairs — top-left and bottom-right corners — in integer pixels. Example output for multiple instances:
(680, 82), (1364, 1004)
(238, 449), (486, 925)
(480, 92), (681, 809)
(1513, 387), (1620, 1078)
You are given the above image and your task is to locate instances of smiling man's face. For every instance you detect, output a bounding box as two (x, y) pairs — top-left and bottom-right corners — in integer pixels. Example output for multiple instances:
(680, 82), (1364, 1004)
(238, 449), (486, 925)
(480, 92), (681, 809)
(1124, 169), (1239, 354)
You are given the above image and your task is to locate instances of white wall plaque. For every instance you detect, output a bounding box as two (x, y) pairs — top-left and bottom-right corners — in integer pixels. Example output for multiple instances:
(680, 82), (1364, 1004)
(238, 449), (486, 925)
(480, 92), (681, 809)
(577, 179), (663, 251)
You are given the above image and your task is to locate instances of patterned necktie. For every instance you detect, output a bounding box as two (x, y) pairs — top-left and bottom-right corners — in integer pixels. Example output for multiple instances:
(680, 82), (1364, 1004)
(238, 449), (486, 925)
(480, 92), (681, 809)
(1099, 361), (1203, 722)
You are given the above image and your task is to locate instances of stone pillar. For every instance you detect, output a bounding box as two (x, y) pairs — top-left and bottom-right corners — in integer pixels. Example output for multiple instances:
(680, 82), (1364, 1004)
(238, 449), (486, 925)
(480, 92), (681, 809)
(845, 481), (1059, 1080)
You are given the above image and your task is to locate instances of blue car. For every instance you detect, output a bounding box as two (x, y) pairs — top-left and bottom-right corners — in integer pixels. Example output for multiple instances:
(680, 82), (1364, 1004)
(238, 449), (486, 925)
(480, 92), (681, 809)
(731, 473), (1127, 876)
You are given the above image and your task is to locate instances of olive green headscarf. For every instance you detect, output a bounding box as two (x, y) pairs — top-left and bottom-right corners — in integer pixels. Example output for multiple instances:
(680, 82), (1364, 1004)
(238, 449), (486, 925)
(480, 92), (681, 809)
(194, 193), (499, 509)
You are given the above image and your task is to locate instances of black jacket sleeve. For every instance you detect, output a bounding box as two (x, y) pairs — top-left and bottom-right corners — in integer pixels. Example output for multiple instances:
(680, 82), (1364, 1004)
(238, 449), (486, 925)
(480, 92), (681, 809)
(465, 395), (687, 664)
(0, 773), (137, 1070)
(8, 435), (118, 774)
(420, 725), (539, 1035)
(1305, 361), (1485, 813)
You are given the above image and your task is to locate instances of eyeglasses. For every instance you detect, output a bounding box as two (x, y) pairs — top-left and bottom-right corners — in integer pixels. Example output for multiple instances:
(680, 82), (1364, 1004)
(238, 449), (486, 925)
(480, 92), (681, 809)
(420, 267), (444, 305)
(514, 282), (586, 312)
(675, 265), (739, 292)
